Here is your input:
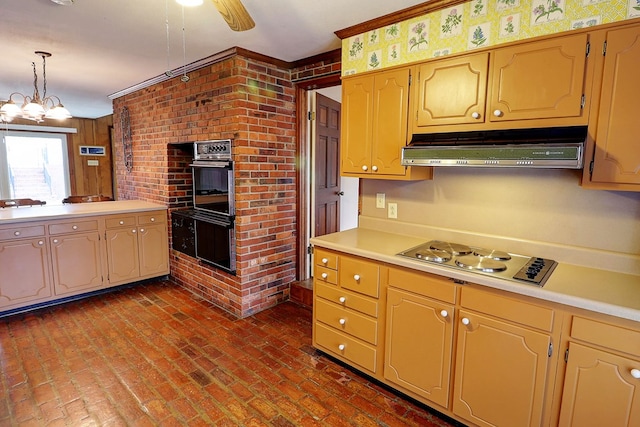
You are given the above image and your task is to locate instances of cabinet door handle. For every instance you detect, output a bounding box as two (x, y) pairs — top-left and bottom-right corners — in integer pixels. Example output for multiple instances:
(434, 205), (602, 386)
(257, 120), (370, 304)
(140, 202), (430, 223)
(372, 165), (378, 172)
(631, 369), (640, 379)
(53, 239), (59, 244)
(361, 165), (368, 171)
(321, 258), (329, 265)
(493, 109), (503, 117)
(338, 296), (346, 304)
(353, 274), (360, 281)
(140, 228), (145, 233)
(38, 240), (44, 246)
(471, 112), (481, 119)
(321, 273), (328, 279)
(440, 310), (449, 318)
(339, 318), (346, 325)
(461, 317), (470, 325)
(132, 229), (137, 233)
(338, 344), (345, 351)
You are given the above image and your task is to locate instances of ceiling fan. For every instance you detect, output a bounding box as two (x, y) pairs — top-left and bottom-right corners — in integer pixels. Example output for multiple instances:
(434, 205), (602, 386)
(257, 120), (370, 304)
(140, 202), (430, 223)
(49, 0), (255, 32)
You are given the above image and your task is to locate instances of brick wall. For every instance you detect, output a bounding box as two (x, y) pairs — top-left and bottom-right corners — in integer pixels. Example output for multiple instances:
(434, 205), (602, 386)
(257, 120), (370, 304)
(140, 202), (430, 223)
(111, 53), (298, 318)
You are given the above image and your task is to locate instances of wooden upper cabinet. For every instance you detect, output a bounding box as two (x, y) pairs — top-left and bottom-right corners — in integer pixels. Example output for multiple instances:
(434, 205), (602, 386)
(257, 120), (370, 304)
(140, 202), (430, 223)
(341, 74), (374, 175)
(589, 25), (640, 187)
(489, 33), (588, 124)
(412, 53), (489, 129)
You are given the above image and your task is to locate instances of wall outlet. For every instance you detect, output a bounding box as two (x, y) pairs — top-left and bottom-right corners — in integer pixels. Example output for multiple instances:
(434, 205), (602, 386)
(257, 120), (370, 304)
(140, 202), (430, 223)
(388, 203), (398, 219)
(376, 193), (385, 209)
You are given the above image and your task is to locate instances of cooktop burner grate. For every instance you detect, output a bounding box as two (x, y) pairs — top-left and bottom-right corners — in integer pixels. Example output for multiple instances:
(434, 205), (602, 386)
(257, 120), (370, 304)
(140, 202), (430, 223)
(397, 240), (557, 286)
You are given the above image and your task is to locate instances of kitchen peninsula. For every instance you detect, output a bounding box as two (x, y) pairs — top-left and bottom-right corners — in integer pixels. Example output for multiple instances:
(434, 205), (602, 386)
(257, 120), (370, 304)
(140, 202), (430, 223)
(0, 200), (170, 315)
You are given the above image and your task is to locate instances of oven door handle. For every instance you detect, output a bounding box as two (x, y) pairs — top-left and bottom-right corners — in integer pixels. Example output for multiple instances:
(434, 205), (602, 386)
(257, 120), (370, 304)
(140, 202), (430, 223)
(190, 161), (231, 168)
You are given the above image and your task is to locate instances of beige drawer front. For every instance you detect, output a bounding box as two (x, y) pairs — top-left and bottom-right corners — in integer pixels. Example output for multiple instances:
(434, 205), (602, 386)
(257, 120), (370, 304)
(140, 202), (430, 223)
(388, 267), (457, 304)
(571, 316), (640, 357)
(339, 256), (379, 298)
(105, 216), (136, 229)
(315, 322), (377, 373)
(315, 249), (338, 270)
(461, 286), (554, 332)
(315, 282), (378, 318)
(315, 298), (378, 345)
(314, 265), (338, 285)
(138, 212), (166, 225)
(49, 220), (99, 235)
(0, 225), (45, 241)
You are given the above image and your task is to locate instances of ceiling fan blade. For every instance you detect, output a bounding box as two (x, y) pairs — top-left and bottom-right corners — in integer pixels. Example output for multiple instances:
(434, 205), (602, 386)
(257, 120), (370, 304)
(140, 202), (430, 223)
(211, 0), (255, 32)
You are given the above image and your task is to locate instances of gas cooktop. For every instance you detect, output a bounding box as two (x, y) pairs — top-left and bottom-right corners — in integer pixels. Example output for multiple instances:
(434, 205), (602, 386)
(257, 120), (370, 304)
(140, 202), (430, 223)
(397, 240), (557, 287)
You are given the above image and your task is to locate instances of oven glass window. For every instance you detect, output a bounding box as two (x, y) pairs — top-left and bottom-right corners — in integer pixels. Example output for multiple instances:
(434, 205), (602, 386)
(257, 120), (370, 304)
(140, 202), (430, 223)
(193, 166), (232, 214)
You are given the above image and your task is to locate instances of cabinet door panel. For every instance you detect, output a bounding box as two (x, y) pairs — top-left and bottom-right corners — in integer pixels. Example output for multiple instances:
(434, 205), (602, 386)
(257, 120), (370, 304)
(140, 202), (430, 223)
(414, 53), (488, 127)
(385, 288), (453, 407)
(490, 34), (587, 122)
(341, 75), (374, 174)
(559, 342), (640, 427)
(591, 26), (640, 185)
(106, 228), (139, 284)
(138, 224), (169, 277)
(453, 310), (550, 427)
(0, 239), (51, 308)
(50, 233), (103, 295)
(371, 68), (410, 175)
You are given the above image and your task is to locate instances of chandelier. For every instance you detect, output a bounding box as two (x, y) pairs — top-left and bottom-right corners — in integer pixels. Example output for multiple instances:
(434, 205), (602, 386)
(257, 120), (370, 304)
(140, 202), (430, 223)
(0, 51), (72, 123)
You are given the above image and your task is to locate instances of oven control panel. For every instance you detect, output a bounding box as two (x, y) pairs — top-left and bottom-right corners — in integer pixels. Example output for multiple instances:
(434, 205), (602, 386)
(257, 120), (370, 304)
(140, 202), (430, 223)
(194, 139), (232, 161)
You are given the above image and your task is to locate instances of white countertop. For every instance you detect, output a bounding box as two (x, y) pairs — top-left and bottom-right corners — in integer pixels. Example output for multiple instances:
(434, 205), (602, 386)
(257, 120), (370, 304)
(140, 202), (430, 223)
(310, 228), (640, 322)
(0, 200), (167, 224)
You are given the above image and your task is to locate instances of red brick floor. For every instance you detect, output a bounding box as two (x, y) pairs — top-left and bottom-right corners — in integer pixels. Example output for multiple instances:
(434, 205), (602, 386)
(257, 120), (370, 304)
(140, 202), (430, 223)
(0, 280), (460, 426)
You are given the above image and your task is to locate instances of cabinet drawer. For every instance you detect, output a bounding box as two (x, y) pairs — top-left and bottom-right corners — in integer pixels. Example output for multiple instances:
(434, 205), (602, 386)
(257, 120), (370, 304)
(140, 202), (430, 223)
(49, 220), (99, 235)
(339, 256), (379, 297)
(315, 322), (377, 373)
(571, 316), (640, 357)
(105, 216), (136, 229)
(314, 266), (337, 285)
(460, 286), (554, 332)
(138, 212), (166, 225)
(315, 298), (378, 345)
(315, 249), (338, 270)
(388, 267), (457, 304)
(0, 225), (45, 241)
(315, 282), (379, 317)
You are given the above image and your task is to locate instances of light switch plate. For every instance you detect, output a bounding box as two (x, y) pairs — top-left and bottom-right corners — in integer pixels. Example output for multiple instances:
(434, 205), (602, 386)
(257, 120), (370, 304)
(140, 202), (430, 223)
(376, 193), (385, 208)
(388, 203), (398, 219)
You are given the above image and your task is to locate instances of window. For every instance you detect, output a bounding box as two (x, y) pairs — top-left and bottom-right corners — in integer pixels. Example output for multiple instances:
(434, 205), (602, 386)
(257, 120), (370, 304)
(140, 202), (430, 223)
(0, 131), (71, 205)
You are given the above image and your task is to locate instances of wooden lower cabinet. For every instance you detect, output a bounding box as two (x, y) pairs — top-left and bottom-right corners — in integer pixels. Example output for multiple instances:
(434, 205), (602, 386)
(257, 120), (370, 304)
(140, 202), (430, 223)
(50, 232), (103, 295)
(0, 236), (52, 309)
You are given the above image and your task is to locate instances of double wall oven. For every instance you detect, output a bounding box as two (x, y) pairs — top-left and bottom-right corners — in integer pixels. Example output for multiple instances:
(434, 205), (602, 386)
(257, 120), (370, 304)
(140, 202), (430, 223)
(172, 139), (236, 273)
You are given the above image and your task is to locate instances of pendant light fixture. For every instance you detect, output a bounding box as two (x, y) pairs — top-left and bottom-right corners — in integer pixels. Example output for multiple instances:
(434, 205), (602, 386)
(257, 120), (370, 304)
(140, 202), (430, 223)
(0, 51), (72, 123)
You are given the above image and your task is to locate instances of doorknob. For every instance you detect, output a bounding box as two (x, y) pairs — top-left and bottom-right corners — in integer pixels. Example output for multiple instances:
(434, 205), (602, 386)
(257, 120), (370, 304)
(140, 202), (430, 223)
(336, 191), (344, 196)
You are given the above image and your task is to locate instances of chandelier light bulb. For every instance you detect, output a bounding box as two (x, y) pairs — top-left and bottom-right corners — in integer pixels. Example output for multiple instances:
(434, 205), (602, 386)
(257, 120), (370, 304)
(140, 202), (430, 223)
(175, 0), (204, 6)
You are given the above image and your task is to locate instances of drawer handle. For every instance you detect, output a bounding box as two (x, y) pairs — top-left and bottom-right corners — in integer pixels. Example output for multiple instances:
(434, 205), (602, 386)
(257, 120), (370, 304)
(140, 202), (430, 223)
(353, 274), (360, 281)
(321, 273), (328, 279)
(321, 258), (329, 265)
(119, 220), (125, 225)
(72, 225), (78, 230)
(14, 231), (20, 236)
(338, 296), (346, 304)
(338, 344), (345, 351)
(339, 318), (346, 325)
(461, 317), (470, 326)
(440, 310), (449, 318)
(631, 369), (640, 379)
(150, 217), (156, 222)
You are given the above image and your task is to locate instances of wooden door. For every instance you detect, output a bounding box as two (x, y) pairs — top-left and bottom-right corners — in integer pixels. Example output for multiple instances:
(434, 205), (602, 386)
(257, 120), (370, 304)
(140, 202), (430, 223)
(489, 33), (588, 123)
(384, 288), (454, 407)
(452, 310), (551, 427)
(559, 342), (640, 426)
(341, 74), (373, 174)
(371, 68), (410, 176)
(413, 53), (489, 128)
(591, 25), (640, 185)
(50, 232), (103, 295)
(314, 93), (341, 237)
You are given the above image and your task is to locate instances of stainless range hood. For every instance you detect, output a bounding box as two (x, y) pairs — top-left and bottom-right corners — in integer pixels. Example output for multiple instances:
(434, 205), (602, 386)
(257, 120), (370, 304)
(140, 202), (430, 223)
(402, 126), (587, 169)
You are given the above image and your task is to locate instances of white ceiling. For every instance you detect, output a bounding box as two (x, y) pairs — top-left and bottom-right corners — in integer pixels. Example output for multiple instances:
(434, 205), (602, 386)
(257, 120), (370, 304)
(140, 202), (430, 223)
(1, 0), (427, 119)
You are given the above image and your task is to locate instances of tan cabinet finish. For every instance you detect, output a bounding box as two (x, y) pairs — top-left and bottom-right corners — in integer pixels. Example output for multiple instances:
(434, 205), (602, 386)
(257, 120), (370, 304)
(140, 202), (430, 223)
(341, 68), (431, 180)
(558, 316), (640, 426)
(0, 207), (169, 314)
(587, 24), (640, 188)
(312, 248), (385, 378)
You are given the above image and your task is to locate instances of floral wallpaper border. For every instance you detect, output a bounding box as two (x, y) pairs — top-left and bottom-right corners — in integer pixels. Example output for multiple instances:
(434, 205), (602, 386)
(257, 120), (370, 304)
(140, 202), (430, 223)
(343, 0), (640, 75)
